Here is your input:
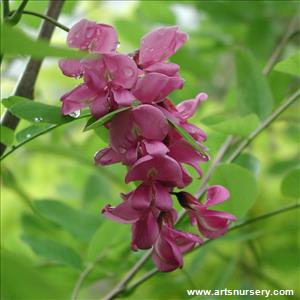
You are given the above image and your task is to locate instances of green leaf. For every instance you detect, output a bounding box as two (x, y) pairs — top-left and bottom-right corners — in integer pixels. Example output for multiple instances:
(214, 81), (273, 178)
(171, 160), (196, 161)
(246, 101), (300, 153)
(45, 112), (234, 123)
(234, 153), (260, 176)
(2, 95), (26, 109)
(16, 124), (52, 143)
(1, 23), (86, 59)
(209, 163), (258, 218)
(211, 114), (260, 137)
(1, 249), (64, 299)
(34, 200), (102, 242)
(168, 118), (208, 157)
(274, 51), (300, 77)
(4, 96), (73, 124)
(0, 125), (14, 146)
(83, 107), (131, 131)
(281, 168), (300, 198)
(21, 235), (82, 269)
(87, 221), (129, 262)
(235, 48), (273, 120)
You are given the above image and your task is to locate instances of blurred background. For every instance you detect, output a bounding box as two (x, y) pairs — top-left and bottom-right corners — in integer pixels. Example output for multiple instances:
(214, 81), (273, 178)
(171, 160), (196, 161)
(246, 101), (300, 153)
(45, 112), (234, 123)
(1, 1), (300, 299)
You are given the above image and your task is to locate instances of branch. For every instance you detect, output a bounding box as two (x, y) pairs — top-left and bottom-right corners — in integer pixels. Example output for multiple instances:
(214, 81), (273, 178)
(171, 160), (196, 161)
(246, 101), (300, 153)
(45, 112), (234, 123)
(263, 13), (299, 76)
(0, 0), (65, 156)
(125, 202), (300, 295)
(226, 88), (300, 163)
(71, 252), (106, 300)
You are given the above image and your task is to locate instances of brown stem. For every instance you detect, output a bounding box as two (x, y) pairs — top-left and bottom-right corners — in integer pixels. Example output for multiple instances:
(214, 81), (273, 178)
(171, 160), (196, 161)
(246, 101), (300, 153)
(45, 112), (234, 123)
(0, 0), (65, 156)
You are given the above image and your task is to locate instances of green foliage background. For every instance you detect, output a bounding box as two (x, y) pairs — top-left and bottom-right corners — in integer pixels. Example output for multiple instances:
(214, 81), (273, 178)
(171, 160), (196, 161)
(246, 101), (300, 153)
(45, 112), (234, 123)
(1, 1), (299, 299)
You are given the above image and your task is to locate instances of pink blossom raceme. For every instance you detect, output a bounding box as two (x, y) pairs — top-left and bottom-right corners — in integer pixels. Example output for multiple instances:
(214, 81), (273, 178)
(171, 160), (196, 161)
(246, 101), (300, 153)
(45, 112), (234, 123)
(175, 186), (237, 238)
(132, 26), (188, 103)
(152, 224), (203, 272)
(60, 53), (138, 118)
(59, 20), (236, 273)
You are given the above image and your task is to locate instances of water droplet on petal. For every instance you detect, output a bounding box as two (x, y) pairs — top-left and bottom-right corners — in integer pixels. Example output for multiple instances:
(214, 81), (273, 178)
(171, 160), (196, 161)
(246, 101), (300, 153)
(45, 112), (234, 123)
(116, 42), (121, 49)
(69, 110), (81, 118)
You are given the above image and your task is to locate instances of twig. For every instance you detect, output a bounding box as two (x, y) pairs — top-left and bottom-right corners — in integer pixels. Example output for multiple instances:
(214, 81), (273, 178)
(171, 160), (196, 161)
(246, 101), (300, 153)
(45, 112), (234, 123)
(9, 9), (70, 32)
(71, 252), (106, 300)
(263, 13), (299, 76)
(0, 0), (65, 156)
(226, 88), (300, 163)
(124, 202), (300, 294)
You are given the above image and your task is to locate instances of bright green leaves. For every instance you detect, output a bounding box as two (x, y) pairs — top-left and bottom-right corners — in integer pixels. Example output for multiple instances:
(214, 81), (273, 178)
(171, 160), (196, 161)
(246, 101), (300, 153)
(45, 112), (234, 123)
(34, 200), (102, 242)
(21, 235), (82, 269)
(1, 23), (85, 59)
(0, 125), (14, 146)
(281, 168), (300, 198)
(83, 107), (131, 131)
(211, 114), (260, 137)
(209, 163), (258, 218)
(274, 51), (300, 77)
(87, 221), (129, 262)
(3, 96), (73, 124)
(235, 48), (273, 120)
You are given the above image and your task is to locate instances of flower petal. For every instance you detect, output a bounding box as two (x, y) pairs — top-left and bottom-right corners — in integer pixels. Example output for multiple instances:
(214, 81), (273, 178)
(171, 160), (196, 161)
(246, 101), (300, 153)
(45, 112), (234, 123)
(112, 88), (135, 106)
(132, 210), (159, 250)
(132, 73), (184, 103)
(102, 202), (141, 224)
(94, 147), (121, 165)
(67, 19), (118, 52)
(205, 185), (230, 206)
(139, 26), (188, 67)
(130, 183), (152, 210)
(61, 84), (96, 115)
(59, 59), (82, 77)
(132, 104), (169, 140)
(176, 92), (207, 119)
(89, 91), (110, 118)
(144, 62), (180, 76)
(125, 155), (184, 187)
(103, 53), (138, 89)
(153, 183), (172, 211)
(142, 140), (169, 156)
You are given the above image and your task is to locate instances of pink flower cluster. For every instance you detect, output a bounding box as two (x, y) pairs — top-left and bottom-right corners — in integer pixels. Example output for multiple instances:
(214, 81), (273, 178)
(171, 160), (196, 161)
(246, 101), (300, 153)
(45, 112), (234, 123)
(59, 19), (236, 272)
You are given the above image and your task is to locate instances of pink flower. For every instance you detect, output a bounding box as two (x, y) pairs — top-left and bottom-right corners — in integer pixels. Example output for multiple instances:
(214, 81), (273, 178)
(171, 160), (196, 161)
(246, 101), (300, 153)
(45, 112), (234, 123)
(175, 186), (237, 238)
(102, 192), (161, 250)
(159, 93), (208, 142)
(138, 26), (188, 68)
(152, 225), (203, 272)
(60, 53), (138, 118)
(132, 26), (188, 104)
(59, 19), (118, 77)
(66, 19), (118, 52)
(125, 154), (185, 188)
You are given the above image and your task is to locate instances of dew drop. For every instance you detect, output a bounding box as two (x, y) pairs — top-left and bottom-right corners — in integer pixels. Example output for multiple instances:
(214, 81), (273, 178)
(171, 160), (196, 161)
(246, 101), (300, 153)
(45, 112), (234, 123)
(26, 133), (31, 139)
(34, 117), (43, 123)
(69, 110), (81, 118)
(116, 42), (121, 49)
